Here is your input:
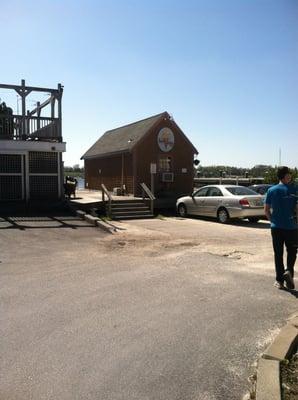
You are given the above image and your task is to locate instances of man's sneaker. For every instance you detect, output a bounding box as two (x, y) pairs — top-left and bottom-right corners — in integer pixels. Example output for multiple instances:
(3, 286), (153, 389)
(283, 271), (295, 290)
(274, 281), (285, 290)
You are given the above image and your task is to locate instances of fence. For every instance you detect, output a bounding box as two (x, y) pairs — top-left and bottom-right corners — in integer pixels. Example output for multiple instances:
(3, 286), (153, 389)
(0, 115), (61, 141)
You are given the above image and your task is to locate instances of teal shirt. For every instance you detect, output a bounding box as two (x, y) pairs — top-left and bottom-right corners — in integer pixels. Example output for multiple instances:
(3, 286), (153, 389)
(265, 183), (297, 230)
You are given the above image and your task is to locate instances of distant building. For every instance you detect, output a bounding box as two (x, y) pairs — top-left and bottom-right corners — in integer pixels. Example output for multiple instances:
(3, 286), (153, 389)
(0, 80), (65, 202)
(81, 112), (198, 199)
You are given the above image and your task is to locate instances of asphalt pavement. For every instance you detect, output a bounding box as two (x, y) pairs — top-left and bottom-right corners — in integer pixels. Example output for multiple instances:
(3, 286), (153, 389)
(0, 214), (297, 400)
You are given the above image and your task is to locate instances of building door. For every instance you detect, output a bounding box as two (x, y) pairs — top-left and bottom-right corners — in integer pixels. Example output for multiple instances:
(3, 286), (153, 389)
(0, 153), (25, 201)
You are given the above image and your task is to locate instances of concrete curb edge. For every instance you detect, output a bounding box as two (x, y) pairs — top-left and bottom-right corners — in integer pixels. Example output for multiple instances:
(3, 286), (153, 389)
(75, 210), (116, 234)
(254, 313), (298, 400)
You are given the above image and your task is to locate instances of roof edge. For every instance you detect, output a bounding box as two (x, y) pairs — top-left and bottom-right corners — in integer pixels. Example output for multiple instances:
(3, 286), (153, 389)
(81, 149), (131, 160)
(104, 111), (168, 135)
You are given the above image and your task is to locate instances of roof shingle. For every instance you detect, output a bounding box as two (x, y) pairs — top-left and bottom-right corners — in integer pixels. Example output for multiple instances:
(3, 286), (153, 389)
(81, 112), (167, 159)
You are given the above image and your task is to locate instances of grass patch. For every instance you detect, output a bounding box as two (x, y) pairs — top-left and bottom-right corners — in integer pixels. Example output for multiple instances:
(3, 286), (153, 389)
(100, 216), (112, 222)
(155, 214), (166, 220)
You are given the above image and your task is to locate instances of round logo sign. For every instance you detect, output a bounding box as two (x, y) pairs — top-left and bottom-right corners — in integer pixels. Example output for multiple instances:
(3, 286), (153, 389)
(157, 128), (174, 152)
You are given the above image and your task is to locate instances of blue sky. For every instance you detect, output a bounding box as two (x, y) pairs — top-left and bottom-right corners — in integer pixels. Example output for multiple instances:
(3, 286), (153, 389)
(1, 0), (297, 168)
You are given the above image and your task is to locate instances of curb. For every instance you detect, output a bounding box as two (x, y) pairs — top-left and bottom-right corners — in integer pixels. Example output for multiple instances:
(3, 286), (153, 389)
(75, 210), (116, 234)
(253, 312), (298, 400)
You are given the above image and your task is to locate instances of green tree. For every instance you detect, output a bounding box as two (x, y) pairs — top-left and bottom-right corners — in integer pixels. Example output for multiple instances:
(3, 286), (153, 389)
(263, 167), (298, 184)
(250, 165), (272, 177)
(73, 164), (81, 172)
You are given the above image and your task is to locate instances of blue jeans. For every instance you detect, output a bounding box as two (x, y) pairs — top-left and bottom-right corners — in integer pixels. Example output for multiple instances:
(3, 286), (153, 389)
(271, 228), (297, 282)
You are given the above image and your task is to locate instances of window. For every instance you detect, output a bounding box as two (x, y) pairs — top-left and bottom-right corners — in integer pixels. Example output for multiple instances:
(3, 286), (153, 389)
(194, 187), (209, 197)
(159, 157), (172, 172)
(226, 186), (258, 196)
(208, 187), (223, 197)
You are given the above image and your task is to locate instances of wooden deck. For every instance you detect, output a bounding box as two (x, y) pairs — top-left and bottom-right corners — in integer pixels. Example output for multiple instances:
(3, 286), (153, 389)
(68, 189), (143, 208)
(68, 189), (177, 213)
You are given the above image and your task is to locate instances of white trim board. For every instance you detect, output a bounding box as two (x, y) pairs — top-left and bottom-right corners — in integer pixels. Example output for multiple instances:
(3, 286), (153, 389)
(0, 140), (66, 152)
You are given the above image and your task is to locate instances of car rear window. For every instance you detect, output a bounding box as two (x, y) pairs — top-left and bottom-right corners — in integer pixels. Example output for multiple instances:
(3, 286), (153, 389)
(249, 185), (272, 195)
(225, 186), (259, 196)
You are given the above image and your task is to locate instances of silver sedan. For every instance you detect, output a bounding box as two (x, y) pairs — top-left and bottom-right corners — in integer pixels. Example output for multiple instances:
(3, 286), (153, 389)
(176, 185), (265, 223)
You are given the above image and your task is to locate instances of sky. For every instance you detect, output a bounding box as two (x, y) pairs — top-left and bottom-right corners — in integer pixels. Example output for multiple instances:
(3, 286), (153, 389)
(1, 0), (297, 168)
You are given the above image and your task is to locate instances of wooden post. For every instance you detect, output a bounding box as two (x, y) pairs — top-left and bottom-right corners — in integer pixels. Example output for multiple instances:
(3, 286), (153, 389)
(21, 79), (26, 137)
(121, 153), (124, 194)
(25, 152), (30, 202)
(51, 96), (55, 119)
(57, 152), (61, 198)
(26, 110), (30, 136)
(21, 79), (26, 117)
(151, 173), (154, 196)
(37, 101), (41, 130)
(57, 83), (63, 140)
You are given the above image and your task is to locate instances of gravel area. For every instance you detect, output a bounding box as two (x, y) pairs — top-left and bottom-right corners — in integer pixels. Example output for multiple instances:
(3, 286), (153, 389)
(281, 347), (298, 400)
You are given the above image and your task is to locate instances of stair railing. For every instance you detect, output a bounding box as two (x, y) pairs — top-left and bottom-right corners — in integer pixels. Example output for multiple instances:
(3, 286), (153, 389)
(101, 184), (112, 217)
(140, 182), (155, 214)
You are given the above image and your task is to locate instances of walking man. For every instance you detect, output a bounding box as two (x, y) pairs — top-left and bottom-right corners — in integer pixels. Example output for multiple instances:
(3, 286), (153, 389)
(264, 166), (298, 290)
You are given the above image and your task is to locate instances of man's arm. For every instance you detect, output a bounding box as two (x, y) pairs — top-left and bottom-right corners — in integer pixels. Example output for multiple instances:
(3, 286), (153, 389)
(264, 204), (271, 222)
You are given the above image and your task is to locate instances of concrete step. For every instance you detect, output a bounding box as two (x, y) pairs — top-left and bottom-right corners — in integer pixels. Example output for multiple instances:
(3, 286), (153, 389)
(111, 206), (149, 211)
(111, 210), (152, 216)
(112, 214), (154, 220)
(111, 202), (147, 208)
(112, 199), (143, 204)
(107, 199), (154, 220)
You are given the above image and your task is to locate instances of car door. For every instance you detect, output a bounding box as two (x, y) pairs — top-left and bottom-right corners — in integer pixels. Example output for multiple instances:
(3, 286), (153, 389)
(189, 187), (210, 215)
(204, 186), (224, 216)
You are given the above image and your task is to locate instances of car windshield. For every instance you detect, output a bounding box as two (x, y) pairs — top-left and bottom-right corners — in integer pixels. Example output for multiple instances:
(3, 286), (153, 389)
(225, 186), (259, 196)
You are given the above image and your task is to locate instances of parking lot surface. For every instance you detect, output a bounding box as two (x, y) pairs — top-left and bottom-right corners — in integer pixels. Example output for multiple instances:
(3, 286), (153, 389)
(1, 214), (297, 400)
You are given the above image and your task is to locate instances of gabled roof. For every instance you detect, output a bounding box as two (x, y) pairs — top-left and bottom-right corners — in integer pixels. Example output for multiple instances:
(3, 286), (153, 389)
(81, 111), (198, 159)
(81, 112), (167, 159)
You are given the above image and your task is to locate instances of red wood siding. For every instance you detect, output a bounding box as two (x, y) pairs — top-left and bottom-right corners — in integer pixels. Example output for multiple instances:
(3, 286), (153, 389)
(85, 153), (133, 193)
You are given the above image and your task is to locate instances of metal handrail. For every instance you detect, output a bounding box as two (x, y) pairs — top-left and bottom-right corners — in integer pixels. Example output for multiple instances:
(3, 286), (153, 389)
(140, 182), (155, 214)
(101, 184), (112, 217)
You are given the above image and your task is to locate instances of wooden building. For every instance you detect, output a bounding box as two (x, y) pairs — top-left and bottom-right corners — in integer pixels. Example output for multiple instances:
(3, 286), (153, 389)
(82, 112), (198, 200)
(0, 80), (65, 202)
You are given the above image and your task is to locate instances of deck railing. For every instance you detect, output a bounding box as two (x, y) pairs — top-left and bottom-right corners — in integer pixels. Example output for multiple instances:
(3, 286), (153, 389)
(140, 182), (155, 214)
(101, 183), (112, 217)
(0, 115), (61, 141)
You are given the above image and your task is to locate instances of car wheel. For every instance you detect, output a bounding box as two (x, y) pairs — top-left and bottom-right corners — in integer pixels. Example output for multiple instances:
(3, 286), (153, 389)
(177, 203), (187, 218)
(248, 217), (260, 223)
(217, 208), (229, 223)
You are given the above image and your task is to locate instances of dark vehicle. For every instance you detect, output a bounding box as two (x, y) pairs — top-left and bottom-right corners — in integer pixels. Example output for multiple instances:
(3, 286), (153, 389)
(64, 176), (78, 198)
(248, 184), (273, 195)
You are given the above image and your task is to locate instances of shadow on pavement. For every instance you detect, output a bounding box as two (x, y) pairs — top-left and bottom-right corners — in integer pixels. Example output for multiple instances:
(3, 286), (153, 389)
(176, 215), (270, 229)
(0, 201), (99, 231)
(0, 212), (95, 231)
(285, 288), (298, 298)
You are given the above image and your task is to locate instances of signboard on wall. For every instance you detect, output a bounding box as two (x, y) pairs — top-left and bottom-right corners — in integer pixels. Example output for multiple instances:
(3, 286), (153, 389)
(157, 128), (174, 152)
(150, 163), (157, 174)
